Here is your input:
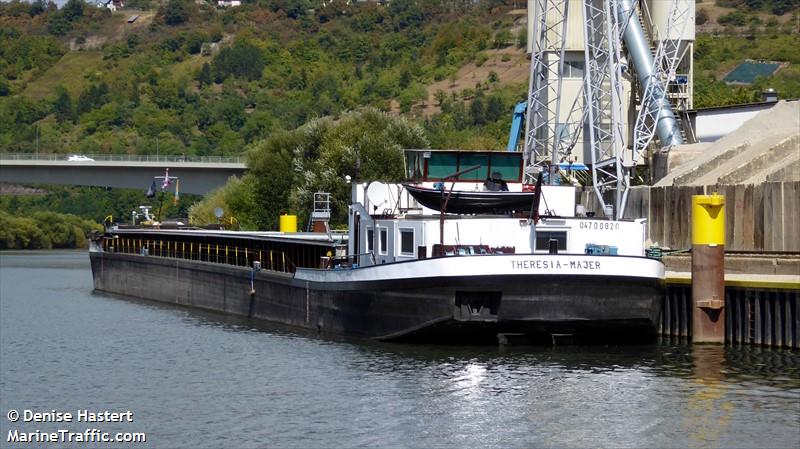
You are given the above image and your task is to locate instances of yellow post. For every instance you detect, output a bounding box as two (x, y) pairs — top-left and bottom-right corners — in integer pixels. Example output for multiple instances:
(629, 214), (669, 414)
(190, 243), (193, 259)
(691, 192), (726, 344)
(270, 251), (274, 271)
(216, 244), (219, 263)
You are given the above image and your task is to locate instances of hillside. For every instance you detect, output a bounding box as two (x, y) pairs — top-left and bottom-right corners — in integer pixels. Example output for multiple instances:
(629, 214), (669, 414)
(0, 0), (799, 158)
(1, 0), (529, 155)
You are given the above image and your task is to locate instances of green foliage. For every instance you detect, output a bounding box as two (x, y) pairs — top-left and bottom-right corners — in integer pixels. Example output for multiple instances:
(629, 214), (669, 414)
(1, 185), (199, 226)
(188, 176), (257, 228)
(197, 62), (212, 86)
(212, 41), (265, 81)
(714, 0), (799, 14)
(718, 10), (748, 26)
(161, 0), (189, 26)
(0, 209), (102, 250)
(191, 109), (428, 231)
(493, 29), (512, 49)
(53, 87), (75, 123)
(693, 33), (800, 107)
(516, 28), (527, 49)
(62, 0), (84, 22)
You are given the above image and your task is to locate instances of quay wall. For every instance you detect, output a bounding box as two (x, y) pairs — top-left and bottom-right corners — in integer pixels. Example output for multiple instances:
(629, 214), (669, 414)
(579, 181), (800, 251)
(663, 280), (799, 349)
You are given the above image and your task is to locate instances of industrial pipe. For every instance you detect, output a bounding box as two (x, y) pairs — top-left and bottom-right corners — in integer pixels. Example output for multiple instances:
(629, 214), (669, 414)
(617, 0), (683, 147)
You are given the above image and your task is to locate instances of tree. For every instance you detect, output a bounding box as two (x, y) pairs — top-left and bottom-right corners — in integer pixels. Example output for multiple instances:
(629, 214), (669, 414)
(469, 96), (485, 126)
(485, 95), (504, 122)
(161, 0), (188, 26)
(62, 0), (84, 21)
(220, 109), (429, 230)
(47, 15), (71, 36)
(516, 28), (527, 49)
(434, 89), (446, 106)
(212, 41), (266, 81)
(197, 63), (212, 86)
(53, 88), (75, 123)
(29, 0), (47, 16)
(493, 29), (512, 49)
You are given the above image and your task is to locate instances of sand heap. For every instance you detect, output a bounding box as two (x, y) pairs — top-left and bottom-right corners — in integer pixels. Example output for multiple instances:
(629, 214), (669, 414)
(656, 100), (799, 186)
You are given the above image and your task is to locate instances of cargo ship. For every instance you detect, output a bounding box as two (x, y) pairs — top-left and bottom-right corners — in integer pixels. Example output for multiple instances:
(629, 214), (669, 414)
(90, 149), (665, 343)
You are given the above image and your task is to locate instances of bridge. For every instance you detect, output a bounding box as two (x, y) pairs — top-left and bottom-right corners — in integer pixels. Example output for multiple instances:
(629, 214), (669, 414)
(0, 154), (247, 195)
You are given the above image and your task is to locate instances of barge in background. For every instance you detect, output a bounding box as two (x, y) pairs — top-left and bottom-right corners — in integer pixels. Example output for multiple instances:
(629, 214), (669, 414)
(90, 149), (665, 343)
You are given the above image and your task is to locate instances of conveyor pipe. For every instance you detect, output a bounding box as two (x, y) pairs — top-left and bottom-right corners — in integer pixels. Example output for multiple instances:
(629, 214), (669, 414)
(617, 0), (683, 147)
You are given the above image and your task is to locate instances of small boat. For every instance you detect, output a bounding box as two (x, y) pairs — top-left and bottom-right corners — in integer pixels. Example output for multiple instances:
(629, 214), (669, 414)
(403, 184), (538, 214)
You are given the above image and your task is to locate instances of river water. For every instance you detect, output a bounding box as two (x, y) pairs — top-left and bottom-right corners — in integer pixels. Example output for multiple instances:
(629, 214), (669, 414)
(1, 251), (798, 448)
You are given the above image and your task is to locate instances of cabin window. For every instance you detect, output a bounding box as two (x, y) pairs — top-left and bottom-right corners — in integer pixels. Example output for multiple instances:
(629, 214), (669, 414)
(427, 152), (459, 179)
(379, 228), (388, 254)
(535, 231), (567, 251)
(399, 229), (414, 255)
(458, 153), (489, 181)
(489, 153), (522, 182)
(367, 229), (374, 251)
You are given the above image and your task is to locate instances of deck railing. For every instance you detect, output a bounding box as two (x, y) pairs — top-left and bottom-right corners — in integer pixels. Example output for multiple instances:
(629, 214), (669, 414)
(104, 237), (294, 273)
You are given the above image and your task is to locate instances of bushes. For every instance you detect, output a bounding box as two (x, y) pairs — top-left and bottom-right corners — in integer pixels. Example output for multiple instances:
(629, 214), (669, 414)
(212, 41), (266, 82)
(0, 210), (102, 250)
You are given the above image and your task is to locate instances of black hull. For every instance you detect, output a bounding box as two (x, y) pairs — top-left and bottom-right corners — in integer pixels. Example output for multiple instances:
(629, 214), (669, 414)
(89, 252), (664, 343)
(403, 184), (537, 214)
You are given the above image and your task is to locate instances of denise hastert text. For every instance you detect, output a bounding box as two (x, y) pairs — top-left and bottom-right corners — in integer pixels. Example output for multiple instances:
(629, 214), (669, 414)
(17, 409), (134, 423)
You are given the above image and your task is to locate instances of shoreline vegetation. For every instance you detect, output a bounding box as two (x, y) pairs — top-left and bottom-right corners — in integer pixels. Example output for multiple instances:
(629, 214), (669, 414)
(0, 210), (103, 250)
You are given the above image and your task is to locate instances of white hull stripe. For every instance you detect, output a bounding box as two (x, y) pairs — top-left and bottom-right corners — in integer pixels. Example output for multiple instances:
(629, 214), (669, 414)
(295, 254), (665, 283)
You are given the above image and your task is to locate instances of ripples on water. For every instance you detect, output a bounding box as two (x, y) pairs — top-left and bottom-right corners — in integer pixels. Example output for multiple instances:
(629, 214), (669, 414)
(1, 251), (798, 448)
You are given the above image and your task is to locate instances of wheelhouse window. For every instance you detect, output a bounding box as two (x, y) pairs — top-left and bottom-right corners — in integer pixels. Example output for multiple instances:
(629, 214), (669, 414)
(422, 151), (522, 182)
(399, 229), (414, 255)
(427, 152), (459, 179)
(367, 228), (374, 251)
(535, 231), (567, 251)
(379, 228), (388, 254)
(490, 153), (521, 181)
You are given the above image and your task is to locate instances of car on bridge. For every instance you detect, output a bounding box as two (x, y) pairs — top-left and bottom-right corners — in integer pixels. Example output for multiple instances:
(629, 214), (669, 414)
(67, 155), (95, 162)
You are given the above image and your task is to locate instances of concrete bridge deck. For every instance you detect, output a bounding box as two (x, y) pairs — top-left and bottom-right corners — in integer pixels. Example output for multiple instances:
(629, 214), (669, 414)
(0, 154), (247, 195)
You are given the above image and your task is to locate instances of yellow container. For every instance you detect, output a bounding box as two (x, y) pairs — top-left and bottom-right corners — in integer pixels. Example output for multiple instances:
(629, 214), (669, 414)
(279, 214), (298, 233)
(692, 193), (725, 245)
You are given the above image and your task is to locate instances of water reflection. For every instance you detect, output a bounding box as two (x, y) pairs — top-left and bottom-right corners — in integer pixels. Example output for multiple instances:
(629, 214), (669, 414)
(683, 346), (731, 449)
